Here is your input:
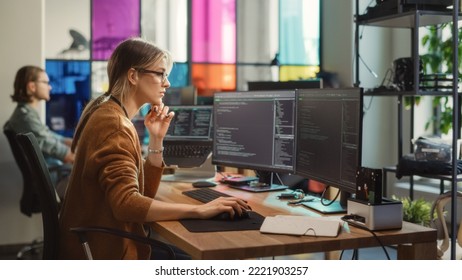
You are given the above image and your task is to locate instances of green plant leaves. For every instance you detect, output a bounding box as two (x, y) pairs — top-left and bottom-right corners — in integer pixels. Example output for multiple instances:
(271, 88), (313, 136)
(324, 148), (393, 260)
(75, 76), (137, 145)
(392, 195), (432, 226)
(420, 24), (462, 135)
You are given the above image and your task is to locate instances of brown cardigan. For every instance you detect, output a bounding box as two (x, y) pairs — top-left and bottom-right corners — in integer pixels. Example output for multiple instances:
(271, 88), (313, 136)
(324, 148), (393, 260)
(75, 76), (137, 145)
(58, 100), (164, 259)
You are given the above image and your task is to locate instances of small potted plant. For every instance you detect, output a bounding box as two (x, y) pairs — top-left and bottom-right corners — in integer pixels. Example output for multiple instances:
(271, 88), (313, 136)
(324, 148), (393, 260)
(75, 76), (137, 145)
(392, 195), (432, 226)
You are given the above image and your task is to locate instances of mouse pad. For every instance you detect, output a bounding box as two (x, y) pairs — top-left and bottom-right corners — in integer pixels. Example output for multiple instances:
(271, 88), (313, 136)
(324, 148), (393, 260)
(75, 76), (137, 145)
(179, 211), (265, 232)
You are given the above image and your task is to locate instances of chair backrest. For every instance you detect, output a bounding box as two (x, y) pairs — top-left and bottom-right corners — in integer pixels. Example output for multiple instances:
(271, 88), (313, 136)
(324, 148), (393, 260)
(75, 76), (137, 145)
(430, 191), (462, 259)
(3, 122), (41, 217)
(16, 132), (61, 260)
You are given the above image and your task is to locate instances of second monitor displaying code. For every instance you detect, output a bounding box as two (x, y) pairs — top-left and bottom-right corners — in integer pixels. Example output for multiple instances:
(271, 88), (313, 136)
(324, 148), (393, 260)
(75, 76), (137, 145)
(212, 91), (295, 173)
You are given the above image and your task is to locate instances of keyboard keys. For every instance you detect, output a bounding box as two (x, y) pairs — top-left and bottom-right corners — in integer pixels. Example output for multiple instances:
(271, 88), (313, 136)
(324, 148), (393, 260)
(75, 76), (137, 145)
(163, 142), (212, 168)
(164, 145), (212, 158)
(182, 188), (232, 203)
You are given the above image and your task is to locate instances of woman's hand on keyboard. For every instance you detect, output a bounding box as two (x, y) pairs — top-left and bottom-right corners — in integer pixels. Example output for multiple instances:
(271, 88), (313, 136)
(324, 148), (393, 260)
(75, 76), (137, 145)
(195, 197), (251, 220)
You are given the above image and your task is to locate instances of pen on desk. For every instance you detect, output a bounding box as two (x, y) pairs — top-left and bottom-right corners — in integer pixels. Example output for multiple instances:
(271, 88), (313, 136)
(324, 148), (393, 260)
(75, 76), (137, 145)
(287, 197), (314, 205)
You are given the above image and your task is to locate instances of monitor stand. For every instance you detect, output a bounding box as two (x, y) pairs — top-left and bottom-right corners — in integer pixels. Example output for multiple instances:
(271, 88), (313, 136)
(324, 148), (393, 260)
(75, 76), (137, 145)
(227, 171), (288, 193)
(301, 191), (349, 214)
(161, 156), (216, 183)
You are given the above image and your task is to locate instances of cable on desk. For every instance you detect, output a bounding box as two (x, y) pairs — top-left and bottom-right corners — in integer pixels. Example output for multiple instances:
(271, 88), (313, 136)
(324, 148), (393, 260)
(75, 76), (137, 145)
(303, 227), (317, 237)
(320, 186), (340, 207)
(338, 247), (359, 260)
(339, 216), (391, 260)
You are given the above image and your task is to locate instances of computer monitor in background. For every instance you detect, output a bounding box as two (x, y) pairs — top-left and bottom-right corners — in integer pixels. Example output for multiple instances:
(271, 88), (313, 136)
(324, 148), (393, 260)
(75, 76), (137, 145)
(295, 87), (363, 214)
(46, 94), (83, 138)
(163, 85), (197, 106)
(212, 90), (296, 192)
(248, 79), (323, 91)
(161, 105), (215, 182)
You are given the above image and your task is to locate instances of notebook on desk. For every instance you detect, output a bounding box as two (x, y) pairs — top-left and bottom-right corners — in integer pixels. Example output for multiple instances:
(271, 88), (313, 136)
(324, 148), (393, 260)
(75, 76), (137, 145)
(260, 215), (341, 237)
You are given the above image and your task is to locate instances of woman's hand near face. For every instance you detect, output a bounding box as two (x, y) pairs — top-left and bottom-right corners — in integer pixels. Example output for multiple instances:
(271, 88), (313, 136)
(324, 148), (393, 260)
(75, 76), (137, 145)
(144, 103), (174, 141)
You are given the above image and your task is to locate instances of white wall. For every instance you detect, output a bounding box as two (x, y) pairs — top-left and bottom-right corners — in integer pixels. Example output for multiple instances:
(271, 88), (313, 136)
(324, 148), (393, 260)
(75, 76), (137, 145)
(0, 0), (45, 245)
(45, 0), (90, 59)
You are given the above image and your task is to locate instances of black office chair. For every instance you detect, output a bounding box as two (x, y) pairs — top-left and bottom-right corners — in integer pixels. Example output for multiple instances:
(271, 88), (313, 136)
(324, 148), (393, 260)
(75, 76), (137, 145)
(3, 122), (41, 217)
(15, 132), (175, 259)
(3, 121), (71, 206)
(3, 122), (44, 259)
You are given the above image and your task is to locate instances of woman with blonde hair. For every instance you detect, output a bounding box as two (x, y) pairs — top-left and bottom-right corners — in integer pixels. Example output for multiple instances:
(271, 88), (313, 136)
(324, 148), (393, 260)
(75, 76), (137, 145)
(58, 38), (250, 259)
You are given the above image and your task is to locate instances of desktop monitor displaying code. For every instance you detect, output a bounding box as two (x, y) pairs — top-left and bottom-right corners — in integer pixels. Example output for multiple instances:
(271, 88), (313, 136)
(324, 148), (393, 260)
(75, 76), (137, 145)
(294, 87), (363, 195)
(212, 90), (295, 174)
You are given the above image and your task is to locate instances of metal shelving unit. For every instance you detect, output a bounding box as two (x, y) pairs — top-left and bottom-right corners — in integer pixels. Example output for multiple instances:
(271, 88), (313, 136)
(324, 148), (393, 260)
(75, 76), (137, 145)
(354, 0), (459, 260)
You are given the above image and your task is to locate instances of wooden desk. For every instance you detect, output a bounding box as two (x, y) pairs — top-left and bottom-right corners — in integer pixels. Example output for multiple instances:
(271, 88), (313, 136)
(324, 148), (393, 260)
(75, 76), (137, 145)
(151, 181), (437, 260)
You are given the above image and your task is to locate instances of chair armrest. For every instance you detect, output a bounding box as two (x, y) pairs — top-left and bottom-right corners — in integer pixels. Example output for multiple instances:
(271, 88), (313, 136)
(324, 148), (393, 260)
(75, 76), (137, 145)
(70, 226), (176, 259)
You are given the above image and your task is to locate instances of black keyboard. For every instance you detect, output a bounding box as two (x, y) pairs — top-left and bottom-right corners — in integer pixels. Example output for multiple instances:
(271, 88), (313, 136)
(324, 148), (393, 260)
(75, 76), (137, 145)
(163, 141), (212, 168)
(164, 144), (212, 158)
(182, 188), (232, 203)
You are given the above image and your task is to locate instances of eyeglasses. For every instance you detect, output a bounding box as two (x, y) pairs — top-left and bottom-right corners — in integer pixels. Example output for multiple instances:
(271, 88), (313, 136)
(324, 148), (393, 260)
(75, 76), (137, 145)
(135, 68), (168, 83)
(35, 80), (50, 85)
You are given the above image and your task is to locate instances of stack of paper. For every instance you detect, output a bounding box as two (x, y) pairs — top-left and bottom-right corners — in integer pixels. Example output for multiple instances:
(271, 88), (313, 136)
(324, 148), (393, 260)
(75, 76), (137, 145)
(260, 215), (341, 237)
